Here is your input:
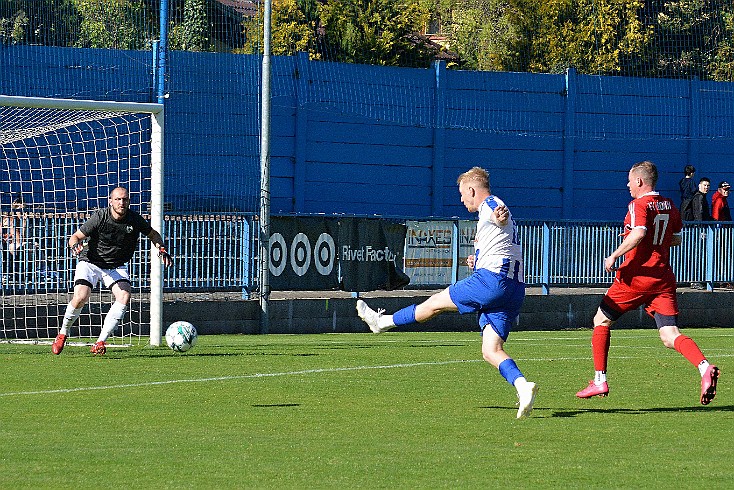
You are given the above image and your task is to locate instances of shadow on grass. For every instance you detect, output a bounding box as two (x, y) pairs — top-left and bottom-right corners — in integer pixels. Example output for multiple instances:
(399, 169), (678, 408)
(549, 404), (734, 417)
(479, 405), (734, 417)
(251, 403), (301, 408)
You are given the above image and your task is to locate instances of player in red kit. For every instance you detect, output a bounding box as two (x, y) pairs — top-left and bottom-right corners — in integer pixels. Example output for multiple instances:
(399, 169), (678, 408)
(576, 161), (720, 405)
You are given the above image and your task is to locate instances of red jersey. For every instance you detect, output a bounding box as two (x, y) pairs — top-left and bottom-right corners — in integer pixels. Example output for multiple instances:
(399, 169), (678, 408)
(616, 192), (682, 292)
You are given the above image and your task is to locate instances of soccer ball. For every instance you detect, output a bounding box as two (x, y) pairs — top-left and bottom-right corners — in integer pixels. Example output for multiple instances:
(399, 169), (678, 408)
(165, 321), (198, 352)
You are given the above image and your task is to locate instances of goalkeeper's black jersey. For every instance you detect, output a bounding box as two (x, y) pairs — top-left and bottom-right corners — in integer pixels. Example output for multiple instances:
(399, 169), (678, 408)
(78, 207), (152, 269)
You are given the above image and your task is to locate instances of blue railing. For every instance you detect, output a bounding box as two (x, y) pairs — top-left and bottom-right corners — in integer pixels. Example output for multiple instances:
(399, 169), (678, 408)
(1, 213), (254, 294)
(2, 214), (732, 294)
(407, 219), (734, 293)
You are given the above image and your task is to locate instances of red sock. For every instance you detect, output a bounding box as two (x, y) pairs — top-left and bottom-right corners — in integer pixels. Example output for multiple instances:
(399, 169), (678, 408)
(592, 325), (611, 372)
(673, 335), (706, 367)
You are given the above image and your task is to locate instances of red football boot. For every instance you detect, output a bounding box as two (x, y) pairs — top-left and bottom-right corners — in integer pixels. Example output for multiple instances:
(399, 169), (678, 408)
(51, 334), (67, 355)
(576, 380), (609, 398)
(90, 341), (107, 355)
(700, 365), (720, 405)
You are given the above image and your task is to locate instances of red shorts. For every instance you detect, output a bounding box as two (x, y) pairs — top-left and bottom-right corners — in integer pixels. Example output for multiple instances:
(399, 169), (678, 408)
(600, 281), (678, 320)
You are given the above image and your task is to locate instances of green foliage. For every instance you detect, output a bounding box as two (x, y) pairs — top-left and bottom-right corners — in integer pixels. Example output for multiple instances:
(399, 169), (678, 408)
(0, 0), (81, 46)
(532, 0), (652, 75)
(433, 0), (734, 80)
(1, 0), (732, 79)
(648, 0), (731, 79)
(710, 10), (734, 81)
(73, 0), (151, 50)
(318, 0), (431, 66)
(0, 8), (27, 44)
(436, 0), (652, 74)
(169, 0), (211, 51)
(432, 0), (525, 71)
(243, 0), (320, 57)
(244, 0), (435, 66)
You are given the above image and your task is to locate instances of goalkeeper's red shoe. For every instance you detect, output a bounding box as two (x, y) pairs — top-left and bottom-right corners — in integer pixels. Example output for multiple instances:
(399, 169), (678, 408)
(700, 365), (720, 405)
(90, 341), (106, 355)
(51, 334), (67, 355)
(576, 380), (609, 398)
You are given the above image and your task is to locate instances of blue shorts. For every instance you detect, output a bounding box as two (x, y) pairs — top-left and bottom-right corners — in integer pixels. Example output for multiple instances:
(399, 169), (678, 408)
(448, 268), (525, 341)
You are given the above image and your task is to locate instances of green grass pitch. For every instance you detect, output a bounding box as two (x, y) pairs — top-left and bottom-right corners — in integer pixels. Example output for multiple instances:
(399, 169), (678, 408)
(1, 329), (731, 489)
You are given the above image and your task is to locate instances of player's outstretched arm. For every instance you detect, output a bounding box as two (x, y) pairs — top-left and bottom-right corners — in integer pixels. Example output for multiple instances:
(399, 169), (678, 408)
(68, 230), (87, 256)
(147, 229), (173, 267)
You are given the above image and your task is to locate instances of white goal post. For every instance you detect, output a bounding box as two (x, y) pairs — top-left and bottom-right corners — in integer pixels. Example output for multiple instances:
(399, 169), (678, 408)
(0, 95), (165, 347)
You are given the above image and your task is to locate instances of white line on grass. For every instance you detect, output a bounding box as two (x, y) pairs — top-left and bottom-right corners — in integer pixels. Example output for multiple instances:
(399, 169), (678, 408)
(3, 353), (732, 398)
(0, 359), (481, 398)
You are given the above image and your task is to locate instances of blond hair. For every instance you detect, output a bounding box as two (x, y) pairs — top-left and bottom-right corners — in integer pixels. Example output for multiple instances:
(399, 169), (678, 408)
(631, 161), (658, 188)
(457, 167), (490, 191)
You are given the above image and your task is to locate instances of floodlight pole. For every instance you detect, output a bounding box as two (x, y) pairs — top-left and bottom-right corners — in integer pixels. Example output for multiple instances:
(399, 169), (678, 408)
(259, 0), (273, 334)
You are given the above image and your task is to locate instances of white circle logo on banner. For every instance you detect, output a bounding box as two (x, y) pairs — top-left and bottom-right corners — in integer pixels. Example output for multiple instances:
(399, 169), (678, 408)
(314, 232), (336, 275)
(269, 233), (287, 276)
(290, 233), (312, 277)
(269, 232), (336, 277)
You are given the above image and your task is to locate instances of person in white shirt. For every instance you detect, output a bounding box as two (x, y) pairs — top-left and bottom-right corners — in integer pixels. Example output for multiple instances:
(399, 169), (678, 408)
(356, 167), (537, 419)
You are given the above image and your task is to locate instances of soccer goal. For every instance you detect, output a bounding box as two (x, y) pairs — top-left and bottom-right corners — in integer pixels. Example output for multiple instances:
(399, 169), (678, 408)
(0, 95), (165, 348)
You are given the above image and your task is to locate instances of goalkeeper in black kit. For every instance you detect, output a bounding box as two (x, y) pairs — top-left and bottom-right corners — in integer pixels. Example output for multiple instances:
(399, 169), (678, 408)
(52, 187), (173, 355)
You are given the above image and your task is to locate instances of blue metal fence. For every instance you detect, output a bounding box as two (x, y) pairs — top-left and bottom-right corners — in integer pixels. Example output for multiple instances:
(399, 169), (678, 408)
(1, 214), (732, 295)
(1, 213), (254, 294)
(408, 219), (734, 293)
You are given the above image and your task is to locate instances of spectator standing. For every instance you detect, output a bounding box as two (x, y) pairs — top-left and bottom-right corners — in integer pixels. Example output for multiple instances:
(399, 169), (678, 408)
(711, 181), (731, 221)
(2, 196), (26, 287)
(687, 178), (712, 289)
(684, 178), (712, 221)
(679, 165), (697, 209)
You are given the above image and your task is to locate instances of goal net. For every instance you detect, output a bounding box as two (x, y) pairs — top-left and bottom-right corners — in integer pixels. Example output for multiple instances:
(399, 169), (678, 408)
(0, 95), (164, 348)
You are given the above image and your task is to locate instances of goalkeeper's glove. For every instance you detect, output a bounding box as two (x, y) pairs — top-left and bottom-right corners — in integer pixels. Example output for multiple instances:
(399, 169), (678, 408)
(69, 242), (84, 256)
(158, 246), (173, 267)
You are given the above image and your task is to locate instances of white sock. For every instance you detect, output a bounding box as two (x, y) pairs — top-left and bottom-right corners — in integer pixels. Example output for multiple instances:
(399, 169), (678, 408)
(698, 360), (710, 377)
(60, 304), (82, 335)
(514, 376), (528, 390)
(594, 371), (607, 385)
(98, 302), (127, 342)
(378, 314), (396, 330)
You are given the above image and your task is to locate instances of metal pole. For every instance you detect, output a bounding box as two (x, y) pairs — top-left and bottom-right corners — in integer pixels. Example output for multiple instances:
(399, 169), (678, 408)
(259, 0), (273, 334)
(157, 0), (168, 104)
(149, 108), (165, 346)
(150, 0), (168, 343)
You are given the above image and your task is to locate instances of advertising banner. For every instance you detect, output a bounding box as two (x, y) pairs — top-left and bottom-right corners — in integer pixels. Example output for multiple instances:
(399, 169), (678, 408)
(338, 217), (409, 292)
(457, 220), (476, 281)
(269, 216), (340, 291)
(404, 220), (454, 286)
(269, 216), (409, 291)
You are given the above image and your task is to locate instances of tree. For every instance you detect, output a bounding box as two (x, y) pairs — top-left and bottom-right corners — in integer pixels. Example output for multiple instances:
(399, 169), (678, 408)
(73, 0), (152, 50)
(318, 0), (432, 66)
(710, 9), (734, 81)
(531, 0), (652, 75)
(242, 0), (320, 56)
(643, 0), (731, 79)
(0, 0), (81, 46)
(0, 8), (28, 44)
(169, 0), (211, 51)
(243, 0), (435, 67)
(436, 0), (652, 74)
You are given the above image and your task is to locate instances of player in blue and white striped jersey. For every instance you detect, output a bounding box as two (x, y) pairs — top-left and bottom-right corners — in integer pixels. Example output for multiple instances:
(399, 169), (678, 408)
(357, 167), (537, 419)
